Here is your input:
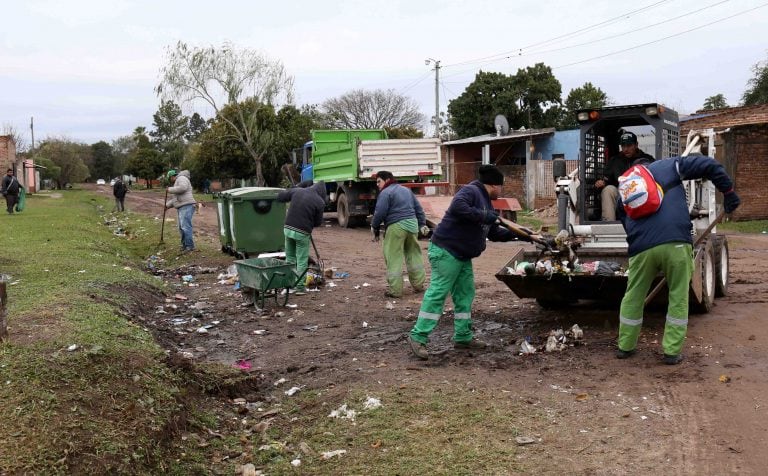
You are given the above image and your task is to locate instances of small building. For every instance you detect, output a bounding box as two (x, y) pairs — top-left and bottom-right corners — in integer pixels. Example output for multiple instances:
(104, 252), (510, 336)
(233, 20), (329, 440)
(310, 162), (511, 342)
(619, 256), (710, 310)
(441, 128), (579, 209)
(681, 104), (768, 221)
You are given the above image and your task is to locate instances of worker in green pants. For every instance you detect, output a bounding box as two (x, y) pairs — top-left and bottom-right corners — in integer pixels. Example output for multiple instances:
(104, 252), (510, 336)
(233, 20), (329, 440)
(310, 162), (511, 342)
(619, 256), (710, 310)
(615, 153), (740, 365)
(371, 171), (428, 298)
(277, 180), (327, 295)
(409, 165), (523, 360)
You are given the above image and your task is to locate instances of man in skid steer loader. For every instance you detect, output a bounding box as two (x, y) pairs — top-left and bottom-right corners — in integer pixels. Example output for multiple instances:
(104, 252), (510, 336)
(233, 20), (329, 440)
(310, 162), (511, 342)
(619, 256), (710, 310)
(615, 154), (740, 365)
(595, 131), (655, 221)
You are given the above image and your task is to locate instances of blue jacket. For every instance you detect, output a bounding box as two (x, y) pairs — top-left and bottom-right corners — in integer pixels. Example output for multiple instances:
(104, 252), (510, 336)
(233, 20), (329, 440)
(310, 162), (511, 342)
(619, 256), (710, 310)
(371, 183), (426, 230)
(431, 180), (514, 261)
(618, 155), (734, 257)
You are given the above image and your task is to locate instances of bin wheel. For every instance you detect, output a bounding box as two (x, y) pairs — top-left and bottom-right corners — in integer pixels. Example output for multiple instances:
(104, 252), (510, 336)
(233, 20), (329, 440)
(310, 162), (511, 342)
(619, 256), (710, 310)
(713, 235), (729, 297)
(337, 193), (351, 228)
(234, 251), (246, 260)
(690, 241), (715, 314)
(241, 287), (255, 306)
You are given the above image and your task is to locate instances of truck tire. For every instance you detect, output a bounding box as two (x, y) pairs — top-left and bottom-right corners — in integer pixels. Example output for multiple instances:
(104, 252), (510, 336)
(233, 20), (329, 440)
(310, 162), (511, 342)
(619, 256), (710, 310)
(337, 193), (351, 228)
(690, 242), (715, 314)
(713, 234), (729, 297)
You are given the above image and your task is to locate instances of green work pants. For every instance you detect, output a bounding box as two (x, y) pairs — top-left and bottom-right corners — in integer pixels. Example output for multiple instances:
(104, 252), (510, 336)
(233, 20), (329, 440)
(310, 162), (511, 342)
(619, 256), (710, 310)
(618, 242), (693, 356)
(382, 224), (426, 297)
(284, 228), (310, 291)
(410, 243), (475, 345)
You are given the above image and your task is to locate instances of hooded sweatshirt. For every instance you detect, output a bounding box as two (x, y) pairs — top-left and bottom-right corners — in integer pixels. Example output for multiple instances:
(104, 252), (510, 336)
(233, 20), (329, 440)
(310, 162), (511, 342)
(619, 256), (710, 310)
(277, 181), (327, 235)
(166, 170), (196, 209)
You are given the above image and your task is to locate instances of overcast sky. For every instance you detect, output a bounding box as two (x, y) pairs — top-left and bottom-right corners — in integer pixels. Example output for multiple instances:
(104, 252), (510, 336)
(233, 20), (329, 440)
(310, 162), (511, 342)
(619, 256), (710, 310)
(1, 0), (766, 147)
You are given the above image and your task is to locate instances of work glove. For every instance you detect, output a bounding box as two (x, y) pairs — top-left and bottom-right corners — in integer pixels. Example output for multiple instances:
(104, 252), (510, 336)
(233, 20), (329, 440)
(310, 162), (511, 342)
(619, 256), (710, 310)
(419, 225), (430, 236)
(371, 226), (380, 242)
(482, 210), (500, 225)
(723, 190), (740, 214)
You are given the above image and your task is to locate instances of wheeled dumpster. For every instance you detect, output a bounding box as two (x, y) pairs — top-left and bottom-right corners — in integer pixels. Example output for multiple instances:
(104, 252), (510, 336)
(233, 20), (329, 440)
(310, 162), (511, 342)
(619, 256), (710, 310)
(228, 187), (286, 258)
(215, 187), (249, 254)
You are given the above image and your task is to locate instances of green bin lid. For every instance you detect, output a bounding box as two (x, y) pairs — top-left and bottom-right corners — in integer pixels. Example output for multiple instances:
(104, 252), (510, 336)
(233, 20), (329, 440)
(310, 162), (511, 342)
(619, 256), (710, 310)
(227, 187), (283, 199)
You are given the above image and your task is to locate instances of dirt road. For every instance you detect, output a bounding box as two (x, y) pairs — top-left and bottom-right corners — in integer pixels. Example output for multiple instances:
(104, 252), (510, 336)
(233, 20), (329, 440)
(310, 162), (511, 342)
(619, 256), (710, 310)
(106, 185), (768, 474)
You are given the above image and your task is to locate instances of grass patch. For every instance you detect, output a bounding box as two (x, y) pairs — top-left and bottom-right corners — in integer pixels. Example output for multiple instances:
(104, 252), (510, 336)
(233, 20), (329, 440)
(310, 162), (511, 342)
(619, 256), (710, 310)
(719, 219), (768, 234)
(252, 385), (539, 475)
(0, 190), (211, 474)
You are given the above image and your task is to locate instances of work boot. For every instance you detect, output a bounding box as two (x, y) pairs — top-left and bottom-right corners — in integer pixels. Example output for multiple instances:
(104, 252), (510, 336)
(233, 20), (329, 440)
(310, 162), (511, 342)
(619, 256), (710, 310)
(408, 336), (429, 360)
(616, 348), (637, 359)
(663, 354), (683, 365)
(454, 338), (487, 350)
(385, 291), (402, 298)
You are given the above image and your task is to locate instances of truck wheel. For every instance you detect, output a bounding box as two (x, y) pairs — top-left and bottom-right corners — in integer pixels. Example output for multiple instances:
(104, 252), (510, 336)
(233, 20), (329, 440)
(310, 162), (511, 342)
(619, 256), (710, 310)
(713, 235), (729, 297)
(337, 193), (351, 228)
(690, 242), (715, 314)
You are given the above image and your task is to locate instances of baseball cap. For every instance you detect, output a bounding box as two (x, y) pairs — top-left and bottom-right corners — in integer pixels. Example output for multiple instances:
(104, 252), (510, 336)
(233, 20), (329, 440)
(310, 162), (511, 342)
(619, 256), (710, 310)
(619, 131), (638, 145)
(166, 169), (178, 179)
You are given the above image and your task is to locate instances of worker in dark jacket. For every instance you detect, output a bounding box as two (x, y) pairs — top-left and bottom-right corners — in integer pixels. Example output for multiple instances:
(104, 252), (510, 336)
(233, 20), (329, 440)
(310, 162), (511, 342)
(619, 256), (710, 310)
(615, 154), (740, 365)
(1, 169), (20, 214)
(596, 131), (655, 220)
(371, 170), (428, 298)
(113, 177), (128, 212)
(408, 165), (522, 360)
(277, 180), (327, 295)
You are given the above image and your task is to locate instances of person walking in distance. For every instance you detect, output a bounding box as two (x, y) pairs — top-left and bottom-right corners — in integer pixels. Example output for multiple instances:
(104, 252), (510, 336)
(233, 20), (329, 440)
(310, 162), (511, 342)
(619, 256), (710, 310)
(1, 169), (20, 215)
(112, 177), (128, 212)
(165, 169), (197, 252)
(615, 154), (740, 365)
(370, 170), (428, 298)
(408, 165), (525, 360)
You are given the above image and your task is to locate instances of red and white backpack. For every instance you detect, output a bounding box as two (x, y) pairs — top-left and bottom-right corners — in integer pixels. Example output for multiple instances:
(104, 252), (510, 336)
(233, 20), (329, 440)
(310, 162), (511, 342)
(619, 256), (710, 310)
(618, 165), (664, 219)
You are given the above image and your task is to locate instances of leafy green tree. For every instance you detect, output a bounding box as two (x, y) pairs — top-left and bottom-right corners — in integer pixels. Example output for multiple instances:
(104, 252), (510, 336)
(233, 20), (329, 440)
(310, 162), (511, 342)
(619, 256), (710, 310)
(187, 113), (210, 141)
(34, 156), (61, 185)
(743, 55), (768, 105)
(156, 41), (294, 185)
(36, 138), (91, 188)
(322, 89), (424, 129)
(126, 128), (164, 188)
(702, 94), (728, 110)
(90, 141), (115, 180)
(448, 71), (521, 138)
(150, 100), (189, 168)
(111, 135), (136, 176)
(384, 126), (424, 139)
(512, 63), (562, 129)
(560, 82), (610, 129)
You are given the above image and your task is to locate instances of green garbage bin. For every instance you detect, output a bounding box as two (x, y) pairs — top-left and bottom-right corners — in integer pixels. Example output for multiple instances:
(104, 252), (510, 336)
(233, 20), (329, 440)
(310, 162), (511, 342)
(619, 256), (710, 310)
(228, 187), (287, 258)
(215, 187), (250, 254)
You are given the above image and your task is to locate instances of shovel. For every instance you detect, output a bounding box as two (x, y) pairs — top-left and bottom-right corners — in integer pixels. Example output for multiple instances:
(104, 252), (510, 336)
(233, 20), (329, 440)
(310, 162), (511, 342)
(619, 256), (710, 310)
(160, 188), (169, 244)
(498, 216), (554, 251)
(644, 210), (726, 306)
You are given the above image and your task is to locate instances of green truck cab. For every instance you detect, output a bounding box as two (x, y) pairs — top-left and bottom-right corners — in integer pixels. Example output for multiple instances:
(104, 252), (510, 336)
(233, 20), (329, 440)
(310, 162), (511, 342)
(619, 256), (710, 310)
(294, 129), (443, 227)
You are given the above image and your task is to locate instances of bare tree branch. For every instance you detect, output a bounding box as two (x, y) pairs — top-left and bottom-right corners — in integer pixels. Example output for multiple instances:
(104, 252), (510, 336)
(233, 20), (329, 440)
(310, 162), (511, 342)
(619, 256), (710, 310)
(322, 89), (425, 130)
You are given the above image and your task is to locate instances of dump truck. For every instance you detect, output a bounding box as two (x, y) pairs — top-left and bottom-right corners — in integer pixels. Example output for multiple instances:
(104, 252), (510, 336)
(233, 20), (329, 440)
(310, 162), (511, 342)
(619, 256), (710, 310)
(291, 129), (443, 227)
(496, 103), (730, 313)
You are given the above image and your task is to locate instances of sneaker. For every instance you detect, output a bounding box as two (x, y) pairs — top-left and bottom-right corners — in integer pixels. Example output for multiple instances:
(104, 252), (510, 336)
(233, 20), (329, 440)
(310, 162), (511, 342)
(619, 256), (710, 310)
(663, 354), (683, 365)
(454, 338), (487, 350)
(616, 348), (637, 359)
(408, 336), (429, 360)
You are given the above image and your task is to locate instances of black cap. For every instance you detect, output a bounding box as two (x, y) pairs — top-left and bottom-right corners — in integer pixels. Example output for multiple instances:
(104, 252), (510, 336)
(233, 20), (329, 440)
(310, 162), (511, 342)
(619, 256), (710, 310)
(478, 165), (504, 185)
(619, 131), (638, 145)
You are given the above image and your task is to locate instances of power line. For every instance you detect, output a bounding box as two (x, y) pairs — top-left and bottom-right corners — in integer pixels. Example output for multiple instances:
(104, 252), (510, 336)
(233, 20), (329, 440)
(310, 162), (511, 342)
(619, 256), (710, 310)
(441, 0), (671, 69)
(399, 70), (432, 95)
(554, 2), (768, 69)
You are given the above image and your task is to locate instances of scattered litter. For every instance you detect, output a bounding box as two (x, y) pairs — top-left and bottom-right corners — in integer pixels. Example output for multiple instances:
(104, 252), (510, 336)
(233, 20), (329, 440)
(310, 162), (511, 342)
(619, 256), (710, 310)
(363, 397), (382, 410)
(182, 275), (194, 283)
(303, 325), (319, 332)
(291, 459), (301, 467)
(333, 272), (350, 279)
(362, 321), (368, 328)
(321, 449), (347, 460)
(286, 304), (298, 309)
(520, 341), (537, 354)
(640, 415), (648, 420)
(285, 386), (303, 396)
(329, 404), (357, 421)
(719, 374), (731, 383)
(274, 311), (285, 318)
(327, 282), (337, 288)
(253, 329), (267, 335)
(515, 436), (537, 445)
(67, 344), (78, 352)
(362, 282), (371, 287)
(273, 378), (287, 386)
(196, 327), (209, 334)
(78, 270), (86, 273)
(174, 294), (188, 301)
(354, 285), (361, 290)
(234, 360), (252, 370)
(385, 301), (395, 310)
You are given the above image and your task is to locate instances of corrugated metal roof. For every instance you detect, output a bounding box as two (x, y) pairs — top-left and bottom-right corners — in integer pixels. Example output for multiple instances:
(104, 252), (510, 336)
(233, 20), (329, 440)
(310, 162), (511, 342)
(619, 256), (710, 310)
(443, 127), (556, 145)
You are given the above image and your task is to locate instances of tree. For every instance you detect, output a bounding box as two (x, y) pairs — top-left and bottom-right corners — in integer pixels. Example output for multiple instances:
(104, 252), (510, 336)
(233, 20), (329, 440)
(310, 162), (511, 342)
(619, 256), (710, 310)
(156, 41), (294, 185)
(187, 113), (210, 142)
(384, 126), (424, 139)
(322, 89), (425, 130)
(111, 135), (136, 176)
(512, 63), (562, 129)
(126, 128), (164, 188)
(560, 82), (610, 129)
(2, 123), (26, 152)
(90, 141), (115, 180)
(36, 138), (91, 189)
(150, 100), (189, 168)
(742, 55), (768, 105)
(448, 71), (520, 138)
(702, 94), (728, 110)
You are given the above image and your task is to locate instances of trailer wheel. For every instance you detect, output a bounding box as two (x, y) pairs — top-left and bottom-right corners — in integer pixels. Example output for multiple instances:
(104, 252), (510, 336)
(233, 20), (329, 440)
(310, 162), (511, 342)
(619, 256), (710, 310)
(713, 235), (729, 297)
(690, 242), (715, 314)
(337, 193), (351, 228)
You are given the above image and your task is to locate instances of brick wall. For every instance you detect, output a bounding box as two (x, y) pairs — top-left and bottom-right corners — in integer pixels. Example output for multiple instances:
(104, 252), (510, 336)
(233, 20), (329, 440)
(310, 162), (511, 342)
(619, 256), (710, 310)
(0, 136), (16, 172)
(681, 104), (768, 137)
(728, 124), (768, 221)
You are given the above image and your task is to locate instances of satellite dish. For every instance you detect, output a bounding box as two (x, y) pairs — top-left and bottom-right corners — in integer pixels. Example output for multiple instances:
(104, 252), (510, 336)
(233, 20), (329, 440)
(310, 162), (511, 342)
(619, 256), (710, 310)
(494, 114), (509, 136)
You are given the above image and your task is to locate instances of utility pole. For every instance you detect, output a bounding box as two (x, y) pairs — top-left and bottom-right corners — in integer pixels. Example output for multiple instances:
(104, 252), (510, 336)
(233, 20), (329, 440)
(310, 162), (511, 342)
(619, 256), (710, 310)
(425, 58), (441, 138)
(30, 117), (35, 150)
